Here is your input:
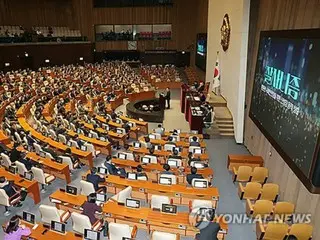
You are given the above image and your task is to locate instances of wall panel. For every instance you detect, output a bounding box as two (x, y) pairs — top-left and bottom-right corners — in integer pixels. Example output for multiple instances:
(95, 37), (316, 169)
(245, 0), (320, 238)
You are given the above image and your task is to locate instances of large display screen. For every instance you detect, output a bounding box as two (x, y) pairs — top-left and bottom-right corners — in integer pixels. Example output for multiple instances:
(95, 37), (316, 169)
(250, 30), (320, 179)
(195, 33), (207, 71)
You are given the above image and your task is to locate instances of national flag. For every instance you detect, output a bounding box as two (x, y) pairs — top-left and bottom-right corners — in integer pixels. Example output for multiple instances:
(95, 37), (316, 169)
(211, 52), (220, 92)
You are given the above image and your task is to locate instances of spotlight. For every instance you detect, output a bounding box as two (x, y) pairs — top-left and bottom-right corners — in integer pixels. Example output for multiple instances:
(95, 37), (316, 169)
(182, 51), (185, 54)
(45, 59), (50, 63)
(79, 57), (84, 61)
(4, 63), (10, 67)
(24, 53), (28, 57)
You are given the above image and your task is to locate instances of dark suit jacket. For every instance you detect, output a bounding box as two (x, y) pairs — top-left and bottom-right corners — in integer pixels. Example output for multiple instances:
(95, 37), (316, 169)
(196, 222), (220, 240)
(1, 181), (17, 197)
(190, 141), (200, 147)
(43, 147), (57, 159)
(165, 91), (171, 100)
(10, 148), (21, 162)
(18, 158), (34, 171)
(86, 173), (105, 191)
(186, 173), (204, 185)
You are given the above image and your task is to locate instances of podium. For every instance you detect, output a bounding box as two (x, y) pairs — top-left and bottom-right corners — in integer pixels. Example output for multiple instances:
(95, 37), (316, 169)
(180, 84), (189, 113)
(159, 93), (166, 110)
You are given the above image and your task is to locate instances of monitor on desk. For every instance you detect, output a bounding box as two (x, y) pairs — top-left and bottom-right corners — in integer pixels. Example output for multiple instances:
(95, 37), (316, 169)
(142, 157), (151, 164)
(98, 167), (108, 175)
(194, 179), (208, 188)
(154, 145), (162, 151)
(67, 141), (72, 147)
(96, 193), (107, 203)
(81, 145), (87, 151)
(116, 129), (123, 134)
(127, 172), (137, 180)
(133, 142), (141, 148)
(125, 199), (140, 209)
(39, 151), (46, 158)
(149, 134), (156, 140)
(161, 204), (177, 214)
(77, 129), (82, 134)
(127, 122), (133, 128)
(194, 148), (202, 154)
(118, 153), (127, 160)
(190, 130), (198, 134)
(167, 159), (178, 167)
(172, 147), (181, 153)
(159, 177), (172, 185)
(103, 124), (110, 131)
(99, 137), (106, 141)
(66, 185), (77, 195)
(84, 229), (100, 240)
(194, 162), (205, 169)
(22, 211), (35, 224)
(51, 221), (66, 234)
(55, 157), (63, 164)
(88, 133), (93, 138)
(24, 172), (33, 181)
(9, 166), (17, 174)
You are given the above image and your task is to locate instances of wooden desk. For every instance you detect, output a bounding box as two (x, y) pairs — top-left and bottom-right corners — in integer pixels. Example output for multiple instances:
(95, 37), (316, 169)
(67, 130), (112, 155)
(0, 168), (41, 204)
(0, 130), (11, 145)
(111, 158), (213, 183)
(80, 121), (127, 146)
(129, 147), (209, 162)
(103, 201), (227, 238)
(227, 155), (264, 170)
(20, 221), (82, 240)
(138, 136), (206, 148)
(163, 132), (204, 140)
(105, 175), (219, 207)
(49, 190), (87, 213)
(154, 81), (182, 89)
(120, 115), (148, 134)
(127, 90), (155, 102)
(25, 151), (71, 184)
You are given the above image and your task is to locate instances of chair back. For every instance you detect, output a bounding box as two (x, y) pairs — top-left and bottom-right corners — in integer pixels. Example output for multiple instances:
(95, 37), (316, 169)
(45, 152), (54, 160)
(164, 144), (175, 151)
(152, 231), (177, 240)
(260, 183), (279, 202)
(31, 167), (46, 184)
(84, 143), (96, 157)
(1, 153), (11, 168)
(151, 195), (170, 210)
(59, 156), (75, 170)
(273, 202), (295, 217)
(159, 174), (177, 185)
(58, 134), (67, 144)
(237, 166), (252, 182)
(252, 200), (273, 218)
(243, 182), (262, 200)
(117, 186), (132, 204)
(189, 136), (199, 142)
(71, 212), (92, 234)
(251, 167), (268, 183)
(191, 199), (213, 210)
(49, 129), (57, 139)
(150, 133), (161, 140)
(189, 146), (201, 153)
(80, 180), (96, 196)
(263, 222), (289, 240)
(15, 161), (28, 176)
(39, 205), (61, 224)
(288, 224), (313, 240)
(33, 143), (42, 154)
(109, 222), (132, 240)
(144, 155), (158, 164)
(14, 132), (22, 143)
(0, 189), (10, 207)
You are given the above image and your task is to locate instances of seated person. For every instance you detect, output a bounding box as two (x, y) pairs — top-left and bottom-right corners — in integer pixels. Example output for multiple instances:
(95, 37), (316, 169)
(144, 136), (153, 149)
(166, 136), (176, 146)
(42, 143), (58, 159)
(190, 136), (200, 147)
(149, 147), (156, 156)
(172, 129), (179, 136)
(169, 149), (182, 159)
(195, 209), (220, 240)
(63, 148), (81, 168)
(154, 124), (165, 136)
(26, 131), (37, 146)
(4, 215), (31, 240)
(0, 177), (27, 207)
(10, 143), (22, 163)
(186, 167), (204, 185)
(136, 165), (148, 180)
(285, 235), (298, 240)
(104, 156), (126, 177)
(18, 152), (36, 171)
(81, 193), (103, 225)
(74, 134), (84, 148)
(86, 167), (106, 193)
(161, 164), (174, 175)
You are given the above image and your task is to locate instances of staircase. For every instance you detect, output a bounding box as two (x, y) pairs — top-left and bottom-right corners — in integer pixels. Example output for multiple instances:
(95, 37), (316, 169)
(207, 92), (234, 138)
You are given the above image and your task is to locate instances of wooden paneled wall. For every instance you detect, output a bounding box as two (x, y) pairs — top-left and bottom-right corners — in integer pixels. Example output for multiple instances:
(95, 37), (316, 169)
(0, 0), (209, 63)
(244, 0), (320, 238)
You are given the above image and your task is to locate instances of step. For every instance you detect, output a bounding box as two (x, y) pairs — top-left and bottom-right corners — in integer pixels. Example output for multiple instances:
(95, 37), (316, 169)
(216, 120), (233, 124)
(219, 128), (234, 133)
(217, 124), (234, 129)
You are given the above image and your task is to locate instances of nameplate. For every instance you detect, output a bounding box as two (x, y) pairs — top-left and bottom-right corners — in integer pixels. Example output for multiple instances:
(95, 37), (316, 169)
(139, 219), (146, 224)
(175, 193), (181, 197)
(139, 188), (145, 192)
(178, 224), (186, 229)
(212, 196), (219, 200)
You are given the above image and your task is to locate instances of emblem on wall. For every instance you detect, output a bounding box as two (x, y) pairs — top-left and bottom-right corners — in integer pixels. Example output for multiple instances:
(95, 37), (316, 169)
(220, 14), (231, 52)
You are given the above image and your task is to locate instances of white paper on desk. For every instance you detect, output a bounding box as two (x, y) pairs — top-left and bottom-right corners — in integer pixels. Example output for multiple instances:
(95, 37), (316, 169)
(195, 107), (200, 110)
(194, 97), (200, 101)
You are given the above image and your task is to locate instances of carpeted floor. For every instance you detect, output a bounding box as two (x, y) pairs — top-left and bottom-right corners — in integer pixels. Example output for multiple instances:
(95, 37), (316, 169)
(0, 89), (256, 239)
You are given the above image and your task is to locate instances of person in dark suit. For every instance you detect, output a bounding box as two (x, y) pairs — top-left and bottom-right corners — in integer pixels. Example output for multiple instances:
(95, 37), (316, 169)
(86, 167), (106, 193)
(42, 143), (57, 159)
(165, 87), (171, 109)
(284, 235), (298, 240)
(136, 165), (148, 180)
(186, 167), (204, 185)
(195, 209), (220, 240)
(104, 156), (126, 177)
(26, 131), (36, 146)
(166, 136), (176, 146)
(200, 92), (206, 102)
(10, 143), (22, 163)
(0, 177), (27, 206)
(18, 153), (36, 171)
(190, 136), (200, 147)
(161, 164), (174, 175)
(81, 193), (103, 225)
(169, 149), (182, 159)
(197, 82), (205, 92)
(74, 134), (83, 148)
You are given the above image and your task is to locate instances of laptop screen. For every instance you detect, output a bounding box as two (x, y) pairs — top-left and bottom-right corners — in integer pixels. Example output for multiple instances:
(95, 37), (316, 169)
(84, 229), (100, 240)
(142, 157), (150, 164)
(125, 199), (140, 208)
(159, 177), (172, 185)
(66, 185), (77, 195)
(161, 204), (177, 214)
(81, 145), (87, 151)
(127, 173), (137, 180)
(167, 159), (178, 167)
(118, 153), (126, 160)
(194, 180), (208, 188)
(22, 211), (35, 224)
(51, 221), (65, 234)
(24, 172), (33, 180)
(98, 167), (108, 174)
(96, 193), (107, 202)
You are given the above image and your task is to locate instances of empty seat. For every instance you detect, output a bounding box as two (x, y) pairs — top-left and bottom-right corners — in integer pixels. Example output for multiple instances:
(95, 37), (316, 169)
(31, 167), (55, 192)
(71, 212), (102, 234)
(259, 183), (279, 202)
(109, 222), (137, 240)
(80, 180), (96, 196)
(152, 231), (178, 240)
(233, 166), (252, 182)
(1, 153), (12, 168)
(0, 189), (21, 216)
(288, 223), (313, 240)
(150, 195), (170, 210)
(238, 182), (262, 200)
(246, 199), (273, 218)
(251, 167), (268, 184)
(159, 174), (177, 185)
(84, 143), (100, 157)
(15, 161), (29, 176)
(257, 221), (289, 240)
(273, 202), (295, 221)
(39, 204), (70, 224)
(190, 199), (213, 211)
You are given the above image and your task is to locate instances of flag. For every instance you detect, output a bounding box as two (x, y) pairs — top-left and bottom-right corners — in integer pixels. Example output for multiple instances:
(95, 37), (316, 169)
(211, 52), (220, 93)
